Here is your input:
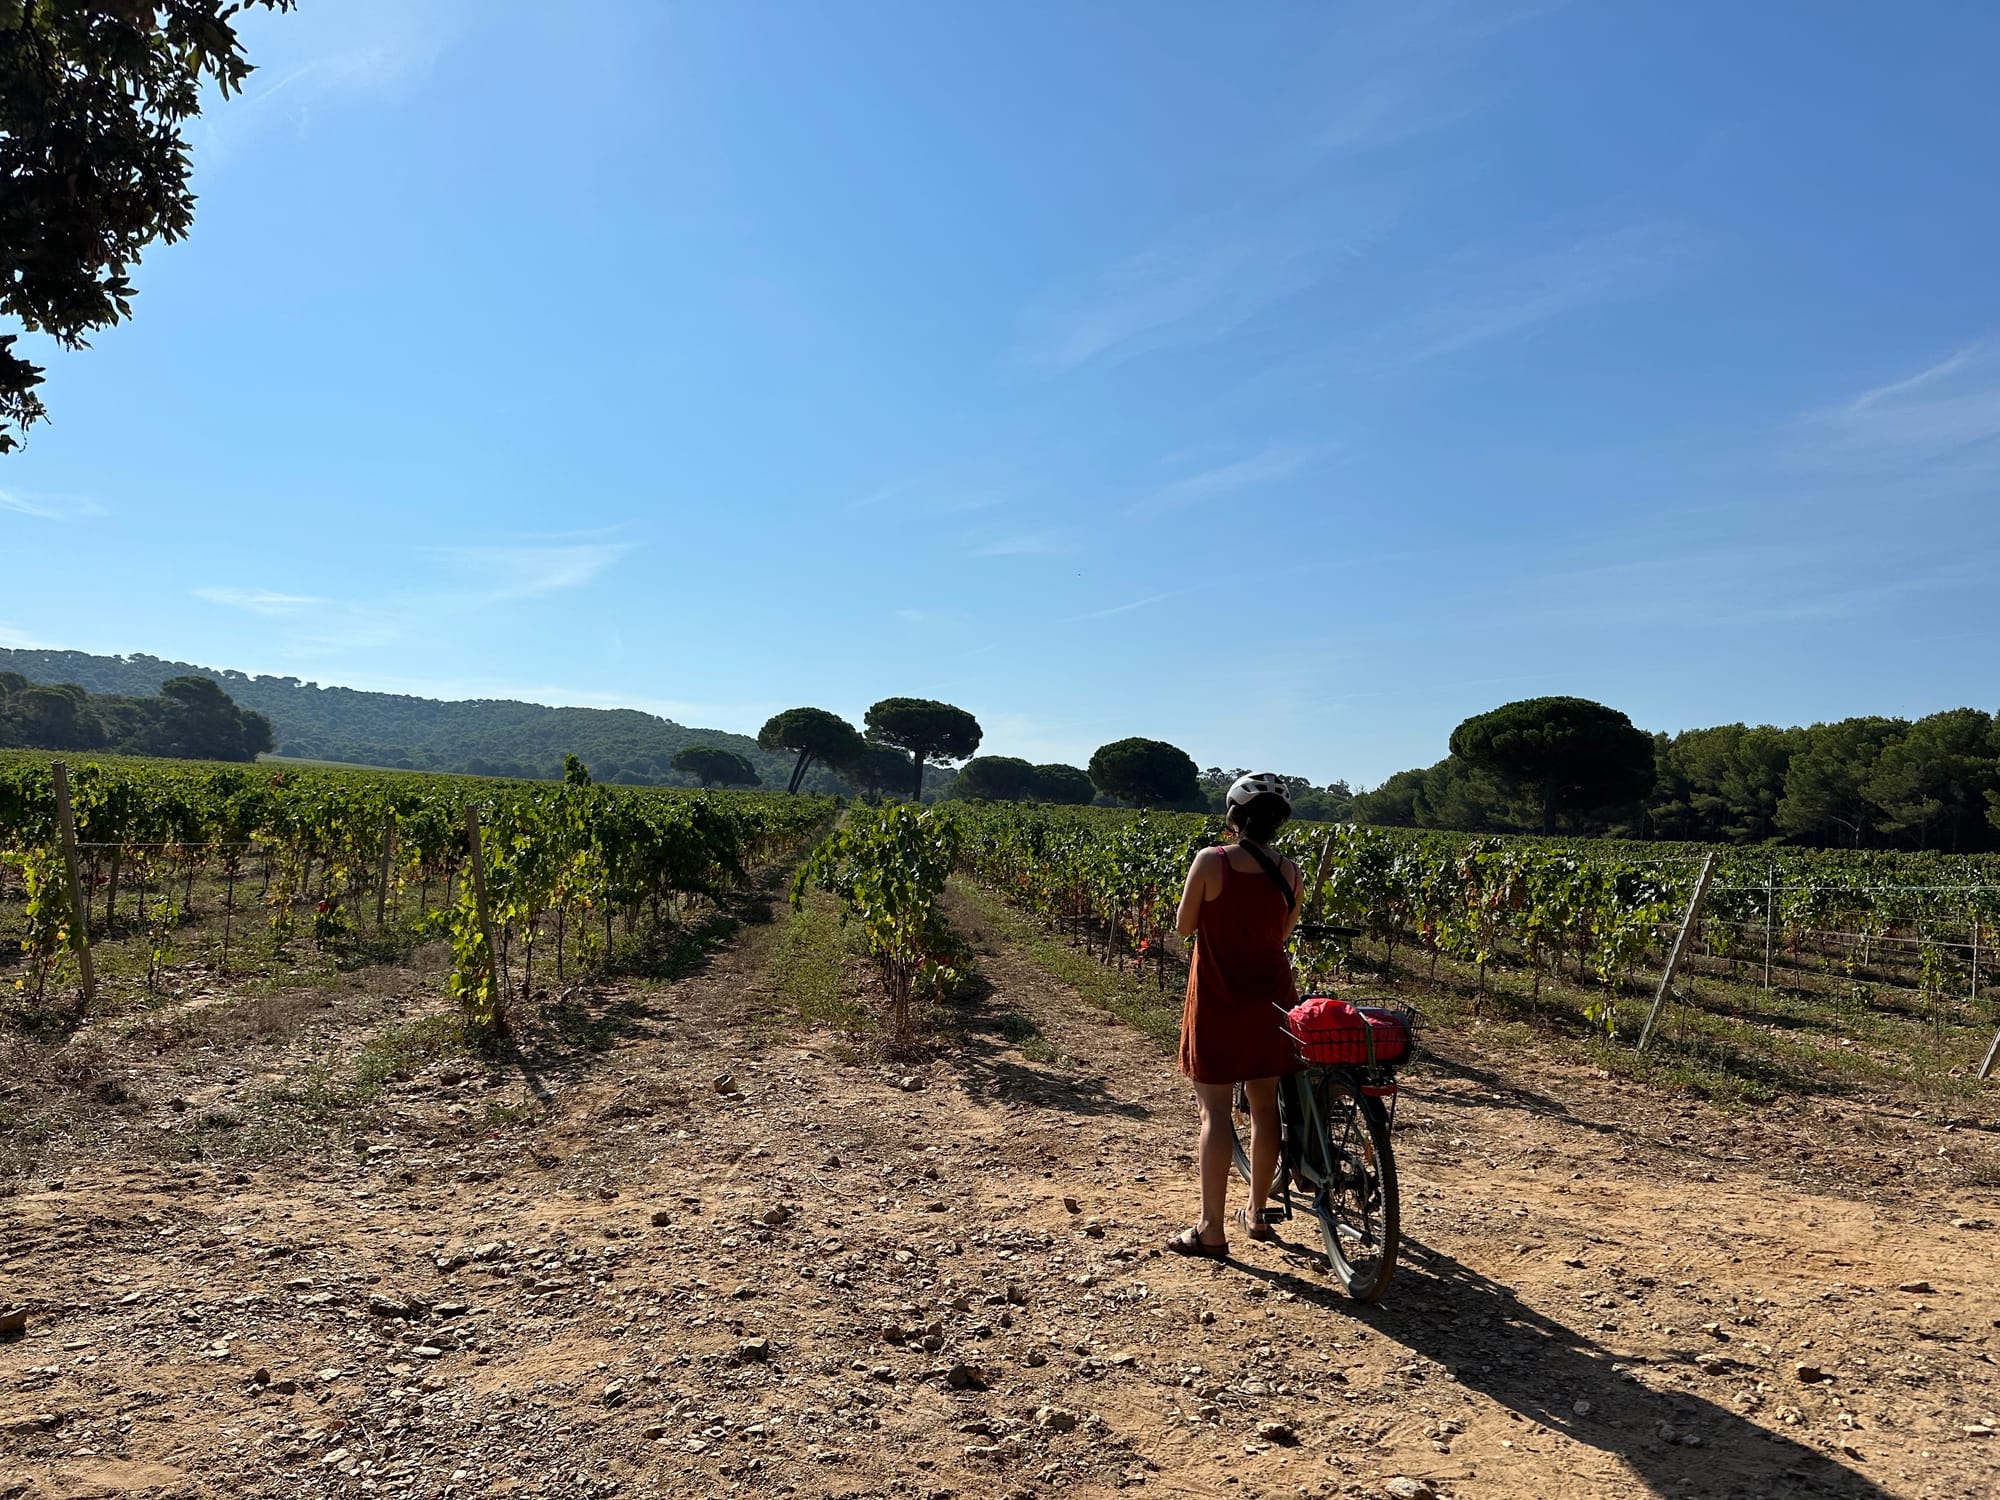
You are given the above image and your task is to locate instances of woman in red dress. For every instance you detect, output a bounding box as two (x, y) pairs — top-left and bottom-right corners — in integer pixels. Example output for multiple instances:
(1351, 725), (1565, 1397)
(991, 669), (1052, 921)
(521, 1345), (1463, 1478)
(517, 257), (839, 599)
(1167, 773), (1301, 1258)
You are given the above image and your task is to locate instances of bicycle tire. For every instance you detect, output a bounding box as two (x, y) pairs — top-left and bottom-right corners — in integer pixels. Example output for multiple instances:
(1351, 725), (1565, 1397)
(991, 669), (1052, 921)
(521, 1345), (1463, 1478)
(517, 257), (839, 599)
(1301, 1071), (1399, 1302)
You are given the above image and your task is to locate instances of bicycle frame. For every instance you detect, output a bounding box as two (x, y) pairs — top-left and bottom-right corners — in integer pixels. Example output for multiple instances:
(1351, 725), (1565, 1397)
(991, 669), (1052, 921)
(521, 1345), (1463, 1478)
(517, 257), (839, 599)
(1261, 1065), (1382, 1222)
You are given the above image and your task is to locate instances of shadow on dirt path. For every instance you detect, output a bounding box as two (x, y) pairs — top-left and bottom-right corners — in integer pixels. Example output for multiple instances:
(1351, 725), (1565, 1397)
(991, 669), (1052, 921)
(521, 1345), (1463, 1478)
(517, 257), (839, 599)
(1231, 1232), (1892, 1499)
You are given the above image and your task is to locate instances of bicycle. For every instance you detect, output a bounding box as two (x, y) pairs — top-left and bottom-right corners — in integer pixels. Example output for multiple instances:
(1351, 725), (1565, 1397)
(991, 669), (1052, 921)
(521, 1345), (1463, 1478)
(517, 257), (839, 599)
(1227, 922), (1411, 1303)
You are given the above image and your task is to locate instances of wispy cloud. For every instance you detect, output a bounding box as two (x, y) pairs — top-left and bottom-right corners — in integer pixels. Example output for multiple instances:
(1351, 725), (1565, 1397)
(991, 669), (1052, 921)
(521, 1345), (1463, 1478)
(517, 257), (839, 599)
(1307, 0), (1562, 158)
(0, 622), (51, 649)
(0, 488), (103, 520)
(193, 536), (639, 658)
(194, 586), (330, 617)
(1392, 223), (1696, 367)
(1070, 588), (1189, 622)
(1808, 344), (2000, 461)
(852, 477), (1010, 517)
(1020, 235), (1319, 372)
(1129, 444), (1318, 518)
(439, 542), (635, 601)
(970, 529), (1078, 558)
(197, 0), (453, 166)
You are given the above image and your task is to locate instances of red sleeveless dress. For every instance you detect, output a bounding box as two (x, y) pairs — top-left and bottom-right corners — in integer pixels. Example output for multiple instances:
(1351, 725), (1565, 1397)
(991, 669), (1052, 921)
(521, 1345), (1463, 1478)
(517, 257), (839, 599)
(1178, 856), (1300, 1084)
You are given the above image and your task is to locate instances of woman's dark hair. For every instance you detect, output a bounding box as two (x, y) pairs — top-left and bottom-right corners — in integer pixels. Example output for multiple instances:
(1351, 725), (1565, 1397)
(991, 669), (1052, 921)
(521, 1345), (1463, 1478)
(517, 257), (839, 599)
(1226, 791), (1290, 844)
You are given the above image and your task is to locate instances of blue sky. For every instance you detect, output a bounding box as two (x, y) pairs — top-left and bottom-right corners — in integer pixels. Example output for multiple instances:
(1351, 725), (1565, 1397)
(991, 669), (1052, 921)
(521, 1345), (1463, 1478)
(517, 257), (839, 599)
(3, 0), (1997, 786)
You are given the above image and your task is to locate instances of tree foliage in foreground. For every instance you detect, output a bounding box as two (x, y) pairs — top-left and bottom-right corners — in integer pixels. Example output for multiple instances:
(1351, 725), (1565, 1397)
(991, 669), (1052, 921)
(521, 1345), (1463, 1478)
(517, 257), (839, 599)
(0, 0), (293, 451)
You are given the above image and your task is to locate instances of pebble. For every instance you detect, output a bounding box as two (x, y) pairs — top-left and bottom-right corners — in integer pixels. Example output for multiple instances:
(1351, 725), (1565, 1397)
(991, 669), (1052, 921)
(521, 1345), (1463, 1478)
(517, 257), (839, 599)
(1382, 1480), (1435, 1500)
(948, 1363), (989, 1390)
(739, 1338), (771, 1362)
(0, 1308), (25, 1339)
(1896, 1280), (1934, 1294)
(1036, 1405), (1079, 1433)
(1255, 1420), (1298, 1446)
(712, 1074), (736, 1095)
(1795, 1363), (1828, 1383)
(899, 1075), (925, 1092)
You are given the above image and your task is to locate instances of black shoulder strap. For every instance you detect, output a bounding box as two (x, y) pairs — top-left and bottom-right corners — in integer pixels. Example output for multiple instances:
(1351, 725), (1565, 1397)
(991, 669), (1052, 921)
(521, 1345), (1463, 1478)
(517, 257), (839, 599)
(1237, 841), (1296, 912)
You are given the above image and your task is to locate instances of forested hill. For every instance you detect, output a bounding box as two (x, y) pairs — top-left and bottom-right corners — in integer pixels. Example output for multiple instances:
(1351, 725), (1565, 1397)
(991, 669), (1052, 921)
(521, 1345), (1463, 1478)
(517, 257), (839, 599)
(0, 649), (836, 790)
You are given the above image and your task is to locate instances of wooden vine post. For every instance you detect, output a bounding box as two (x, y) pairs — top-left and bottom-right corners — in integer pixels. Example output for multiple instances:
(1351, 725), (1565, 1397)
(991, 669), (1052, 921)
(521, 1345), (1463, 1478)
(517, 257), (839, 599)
(1304, 831), (1337, 925)
(50, 762), (97, 1015)
(1970, 906), (1980, 1010)
(1977, 909), (1999, 1082)
(1762, 867), (1775, 991)
(463, 804), (506, 1036)
(374, 810), (397, 929)
(1637, 852), (1717, 1053)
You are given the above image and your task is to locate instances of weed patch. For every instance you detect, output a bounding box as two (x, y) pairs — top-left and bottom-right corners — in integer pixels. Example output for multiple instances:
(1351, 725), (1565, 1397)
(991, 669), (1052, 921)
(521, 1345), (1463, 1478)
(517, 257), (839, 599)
(770, 889), (871, 1033)
(954, 880), (1182, 1050)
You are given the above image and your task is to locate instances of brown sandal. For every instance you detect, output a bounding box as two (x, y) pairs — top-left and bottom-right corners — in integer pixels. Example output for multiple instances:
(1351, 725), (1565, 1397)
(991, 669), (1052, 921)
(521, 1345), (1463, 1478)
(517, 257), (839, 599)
(1244, 1207), (1281, 1242)
(1166, 1226), (1228, 1259)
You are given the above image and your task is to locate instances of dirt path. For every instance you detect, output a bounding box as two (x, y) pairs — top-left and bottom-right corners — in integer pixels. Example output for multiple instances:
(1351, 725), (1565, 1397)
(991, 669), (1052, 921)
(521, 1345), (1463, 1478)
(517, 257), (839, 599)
(4, 884), (1999, 1500)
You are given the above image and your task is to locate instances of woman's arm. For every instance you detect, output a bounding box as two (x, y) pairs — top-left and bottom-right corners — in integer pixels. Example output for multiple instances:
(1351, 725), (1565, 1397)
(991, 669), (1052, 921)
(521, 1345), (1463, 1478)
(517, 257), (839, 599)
(1174, 848), (1219, 937)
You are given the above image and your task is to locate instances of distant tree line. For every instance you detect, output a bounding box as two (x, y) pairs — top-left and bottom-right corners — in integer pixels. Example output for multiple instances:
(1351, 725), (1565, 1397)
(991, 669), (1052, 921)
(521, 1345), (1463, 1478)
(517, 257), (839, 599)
(1351, 697), (2000, 852)
(0, 649), (844, 791)
(0, 672), (274, 762)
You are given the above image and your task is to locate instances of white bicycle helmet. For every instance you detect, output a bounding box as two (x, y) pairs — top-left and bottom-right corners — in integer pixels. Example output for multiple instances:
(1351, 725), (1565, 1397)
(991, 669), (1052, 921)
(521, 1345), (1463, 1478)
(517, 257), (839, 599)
(1226, 772), (1290, 810)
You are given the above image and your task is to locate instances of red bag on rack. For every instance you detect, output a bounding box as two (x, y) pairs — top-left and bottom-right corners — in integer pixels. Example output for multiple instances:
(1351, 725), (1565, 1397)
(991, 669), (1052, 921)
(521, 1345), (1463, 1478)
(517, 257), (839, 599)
(1288, 996), (1410, 1067)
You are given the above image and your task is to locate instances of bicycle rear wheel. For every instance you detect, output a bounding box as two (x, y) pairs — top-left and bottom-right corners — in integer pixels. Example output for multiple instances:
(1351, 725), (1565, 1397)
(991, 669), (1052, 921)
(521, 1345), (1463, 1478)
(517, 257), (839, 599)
(1227, 1083), (1253, 1186)
(1299, 1072), (1399, 1301)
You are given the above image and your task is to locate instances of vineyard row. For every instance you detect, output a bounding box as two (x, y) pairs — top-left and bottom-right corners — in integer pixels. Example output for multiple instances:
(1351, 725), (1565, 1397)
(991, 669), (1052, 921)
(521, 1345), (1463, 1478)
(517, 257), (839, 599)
(0, 754), (834, 1031)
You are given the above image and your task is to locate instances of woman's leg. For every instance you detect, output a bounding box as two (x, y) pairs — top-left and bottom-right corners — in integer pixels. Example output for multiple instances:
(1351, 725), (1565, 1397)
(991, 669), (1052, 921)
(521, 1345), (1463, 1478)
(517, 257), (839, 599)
(1192, 1081), (1235, 1245)
(1244, 1076), (1281, 1221)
